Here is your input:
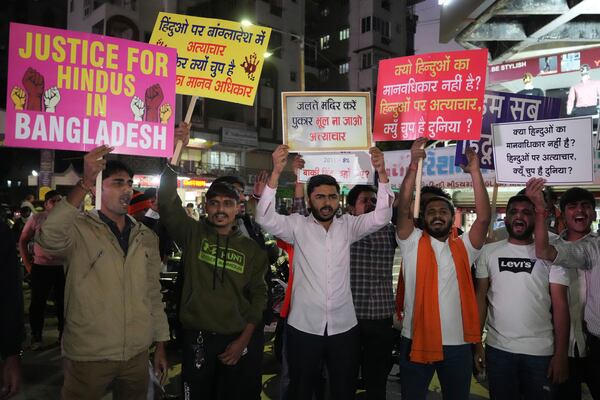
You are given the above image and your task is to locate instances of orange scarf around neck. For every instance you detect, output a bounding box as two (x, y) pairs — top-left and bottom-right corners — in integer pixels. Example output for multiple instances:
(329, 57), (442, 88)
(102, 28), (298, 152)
(406, 230), (480, 363)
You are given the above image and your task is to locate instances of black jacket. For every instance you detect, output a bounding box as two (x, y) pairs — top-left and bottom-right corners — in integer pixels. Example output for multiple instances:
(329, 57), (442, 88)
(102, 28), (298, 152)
(0, 221), (24, 358)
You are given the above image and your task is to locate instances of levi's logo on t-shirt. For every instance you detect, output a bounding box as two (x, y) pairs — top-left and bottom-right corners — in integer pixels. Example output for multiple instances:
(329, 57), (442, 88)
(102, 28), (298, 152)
(498, 258), (535, 274)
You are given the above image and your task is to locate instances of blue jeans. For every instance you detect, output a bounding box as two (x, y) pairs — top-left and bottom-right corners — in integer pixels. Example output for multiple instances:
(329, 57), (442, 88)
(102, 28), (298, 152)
(399, 336), (473, 400)
(486, 345), (554, 400)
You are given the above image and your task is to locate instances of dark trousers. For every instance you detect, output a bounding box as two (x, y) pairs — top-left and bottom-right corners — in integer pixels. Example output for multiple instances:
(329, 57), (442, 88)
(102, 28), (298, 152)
(286, 324), (359, 400)
(357, 318), (393, 400)
(181, 329), (245, 400)
(239, 322), (265, 400)
(586, 334), (600, 399)
(399, 336), (473, 400)
(29, 264), (64, 340)
(556, 353), (587, 400)
(486, 345), (553, 400)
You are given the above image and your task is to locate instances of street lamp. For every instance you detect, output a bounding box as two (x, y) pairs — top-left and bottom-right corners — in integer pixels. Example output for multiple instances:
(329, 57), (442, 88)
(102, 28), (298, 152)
(240, 19), (305, 91)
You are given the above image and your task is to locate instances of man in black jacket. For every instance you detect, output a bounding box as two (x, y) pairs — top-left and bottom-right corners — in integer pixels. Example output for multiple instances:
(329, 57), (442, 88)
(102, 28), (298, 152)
(0, 219), (24, 398)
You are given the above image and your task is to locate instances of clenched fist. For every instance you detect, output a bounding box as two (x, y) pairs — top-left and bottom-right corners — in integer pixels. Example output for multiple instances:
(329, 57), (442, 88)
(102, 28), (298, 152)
(144, 84), (164, 122)
(43, 87), (61, 113)
(22, 68), (44, 111)
(10, 87), (26, 110)
(131, 96), (145, 121)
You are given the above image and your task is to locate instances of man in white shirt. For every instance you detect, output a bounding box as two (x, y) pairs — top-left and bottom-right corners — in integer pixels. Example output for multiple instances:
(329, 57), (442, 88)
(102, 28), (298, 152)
(552, 187), (599, 400)
(395, 138), (490, 400)
(528, 179), (600, 400)
(475, 194), (570, 400)
(255, 144), (393, 400)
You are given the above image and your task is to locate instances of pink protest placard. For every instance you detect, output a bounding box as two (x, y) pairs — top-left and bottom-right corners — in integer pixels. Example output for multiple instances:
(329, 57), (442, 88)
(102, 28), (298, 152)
(373, 48), (488, 142)
(5, 23), (177, 157)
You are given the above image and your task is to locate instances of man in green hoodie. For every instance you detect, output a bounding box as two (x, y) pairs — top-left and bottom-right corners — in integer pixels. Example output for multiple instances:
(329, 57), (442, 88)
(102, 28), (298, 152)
(159, 126), (268, 400)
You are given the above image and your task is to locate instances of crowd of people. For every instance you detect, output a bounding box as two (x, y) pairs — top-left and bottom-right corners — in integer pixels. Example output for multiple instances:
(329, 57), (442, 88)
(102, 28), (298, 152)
(0, 122), (599, 400)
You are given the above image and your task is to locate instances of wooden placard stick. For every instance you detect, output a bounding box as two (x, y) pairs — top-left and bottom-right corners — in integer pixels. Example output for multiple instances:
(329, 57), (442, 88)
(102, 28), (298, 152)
(170, 95), (198, 166)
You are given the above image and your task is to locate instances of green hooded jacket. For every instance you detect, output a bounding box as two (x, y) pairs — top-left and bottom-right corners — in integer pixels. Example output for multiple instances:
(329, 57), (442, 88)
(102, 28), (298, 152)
(159, 166), (268, 334)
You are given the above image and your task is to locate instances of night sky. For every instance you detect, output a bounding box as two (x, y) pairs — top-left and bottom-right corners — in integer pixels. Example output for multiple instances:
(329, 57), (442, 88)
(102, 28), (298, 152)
(414, 0), (462, 55)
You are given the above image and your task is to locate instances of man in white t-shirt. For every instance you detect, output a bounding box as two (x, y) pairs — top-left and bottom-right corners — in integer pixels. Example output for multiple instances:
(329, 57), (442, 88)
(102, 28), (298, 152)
(475, 194), (570, 400)
(395, 138), (490, 399)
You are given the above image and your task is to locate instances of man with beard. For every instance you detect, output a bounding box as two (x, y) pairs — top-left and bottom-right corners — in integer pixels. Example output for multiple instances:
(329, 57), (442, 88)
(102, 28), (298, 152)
(36, 146), (170, 400)
(346, 185), (397, 400)
(474, 194), (570, 400)
(528, 179), (600, 400)
(255, 144), (393, 400)
(395, 138), (490, 399)
(159, 127), (268, 400)
(211, 174), (267, 400)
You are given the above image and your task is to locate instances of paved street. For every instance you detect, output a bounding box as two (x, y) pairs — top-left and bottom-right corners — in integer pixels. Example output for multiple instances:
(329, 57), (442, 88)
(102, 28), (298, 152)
(12, 274), (490, 400)
(11, 269), (592, 400)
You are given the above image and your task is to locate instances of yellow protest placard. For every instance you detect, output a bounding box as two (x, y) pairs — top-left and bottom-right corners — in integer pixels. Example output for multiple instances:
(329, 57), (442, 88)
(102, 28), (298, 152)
(150, 12), (271, 106)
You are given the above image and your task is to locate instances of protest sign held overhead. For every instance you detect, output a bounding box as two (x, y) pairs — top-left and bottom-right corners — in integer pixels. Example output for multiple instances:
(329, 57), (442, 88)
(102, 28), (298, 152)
(150, 12), (271, 105)
(298, 152), (374, 184)
(5, 23), (177, 157)
(282, 92), (372, 152)
(492, 116), (593, 184)
(383, 146), (496, 189)
(374, 49), (488, 141)
(455, 90), (562, 169)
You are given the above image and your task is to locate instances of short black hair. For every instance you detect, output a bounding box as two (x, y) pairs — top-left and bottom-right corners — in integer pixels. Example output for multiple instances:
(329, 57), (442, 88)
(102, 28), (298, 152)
(206, 182), (240, 202)
(421, 186), (451, 201)
(144, 188), (157, 200)
(307, 175), (340, 197)
(559, 187), (596, 212)
(213, 175), (246, 188)
(44, 190), (61, 202)
(506, 195), (534, 212)
(103, 160), (133, 180)
(347, 185), (377, 207)
(422, 195), (455, 216)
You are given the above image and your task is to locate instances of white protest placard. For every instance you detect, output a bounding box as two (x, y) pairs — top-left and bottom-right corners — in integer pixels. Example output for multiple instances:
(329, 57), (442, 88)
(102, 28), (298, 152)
(298, 152), (374, 184)
(492, 116), (593, 184)
(383, 146), (496, 189)
(282, 92), (371, 152)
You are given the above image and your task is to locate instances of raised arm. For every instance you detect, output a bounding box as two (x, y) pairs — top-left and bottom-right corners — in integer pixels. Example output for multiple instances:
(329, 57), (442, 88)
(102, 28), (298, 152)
(159, 122), (196, 247)
(463, 147), (491, 250)
(526, 178), (596, 269)
(255, 145), (296, 243)
(291, 155), (307, 216)
(349, 147), (394, 241)
(37, 146), (112, 258)
(396, 137), (427, 240)
(526, 178), (558, 261)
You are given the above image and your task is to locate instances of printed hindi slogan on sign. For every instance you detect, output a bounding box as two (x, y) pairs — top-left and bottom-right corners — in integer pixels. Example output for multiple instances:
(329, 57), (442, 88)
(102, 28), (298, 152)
(5, 23), (177, 157)
(373, 49), (488, 142)
(282, 92), (372, 152)
(383, 146), (496, 189)
(150, 12), (271, 105)
(455, 90), (562, 169)
(492, 116), (594, 184)
(298, 152), (374, 184)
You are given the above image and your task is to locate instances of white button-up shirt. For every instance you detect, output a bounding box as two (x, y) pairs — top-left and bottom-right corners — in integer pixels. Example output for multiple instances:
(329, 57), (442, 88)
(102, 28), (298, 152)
(256, 183), (394, 336)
